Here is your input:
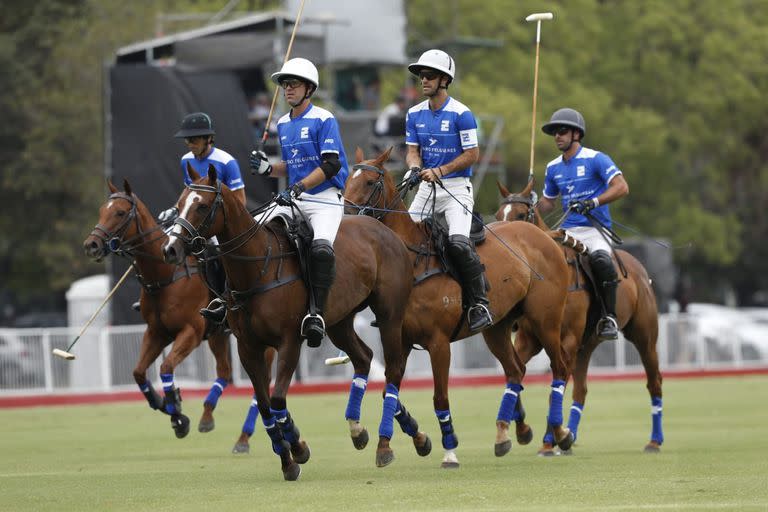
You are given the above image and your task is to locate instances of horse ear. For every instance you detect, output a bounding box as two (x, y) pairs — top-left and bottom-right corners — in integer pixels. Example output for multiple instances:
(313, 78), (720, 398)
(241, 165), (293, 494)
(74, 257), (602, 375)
(123, 179), (133, 196)
(107, 179), (118, 195)
(374, 146), (393, 166)
(497, 180), (511, 198)
(355, 146), (364, 164)
(522, 176), (535, 196)
(187, 161), (200, 181)
(207, 164), (217, 184)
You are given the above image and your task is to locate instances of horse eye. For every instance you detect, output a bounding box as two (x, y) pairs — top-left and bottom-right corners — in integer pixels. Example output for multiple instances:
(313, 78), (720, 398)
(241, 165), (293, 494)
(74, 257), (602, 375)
(515, 213), (526, 220)
(197, 204), (210, 212)
(116, 210), (126, 217)
(366, 180), (377, 187)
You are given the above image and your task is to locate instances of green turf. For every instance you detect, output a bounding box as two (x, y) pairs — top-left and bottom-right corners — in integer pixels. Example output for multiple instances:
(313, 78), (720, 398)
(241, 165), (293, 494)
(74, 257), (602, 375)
(1, 375), (767, 511)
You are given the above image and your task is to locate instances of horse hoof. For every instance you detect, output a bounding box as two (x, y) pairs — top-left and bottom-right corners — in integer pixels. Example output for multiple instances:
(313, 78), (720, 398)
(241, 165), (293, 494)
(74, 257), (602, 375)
(559, 447), (573, 456)
(516, 426), (533, 445)
(441, 461), (460, 469)
(351, 428), (369, 450)
(494, 440), (512, 457)
(232, 442), (250, 454)
(291, 441), (311, 464)
(414, 434), (432, 457)
(555, 430), (574, 451)
(283, 463), (302, 481)
(198, 418), (215, 433)
(644, 442), (661, 453)
(376, 449), (395, 468)
(172, 414), (190, 439)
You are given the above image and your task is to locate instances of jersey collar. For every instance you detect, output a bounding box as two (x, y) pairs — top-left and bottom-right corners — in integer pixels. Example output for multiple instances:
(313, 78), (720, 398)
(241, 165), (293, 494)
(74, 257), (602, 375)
(290, 102), (313, 121)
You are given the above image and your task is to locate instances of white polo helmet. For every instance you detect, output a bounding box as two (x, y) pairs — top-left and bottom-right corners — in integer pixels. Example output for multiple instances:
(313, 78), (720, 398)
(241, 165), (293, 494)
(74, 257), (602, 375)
(408, 49), (455, 82)
(270, 57), (319, 88)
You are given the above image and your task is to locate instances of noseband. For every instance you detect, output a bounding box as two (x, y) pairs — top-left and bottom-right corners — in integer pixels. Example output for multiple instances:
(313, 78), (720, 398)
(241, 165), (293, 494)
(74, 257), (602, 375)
(89, 192), (141, 256)
(173, 181), (224, 255)
(501, 191), (538, 223)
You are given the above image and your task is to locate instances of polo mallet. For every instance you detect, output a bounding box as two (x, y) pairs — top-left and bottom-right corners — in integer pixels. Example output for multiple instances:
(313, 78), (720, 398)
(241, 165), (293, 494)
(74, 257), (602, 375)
(525, 12), (554, 178)
(251, 0), (307, 173)
(52, 265), (134, 360)
(325, 350), (350, 366)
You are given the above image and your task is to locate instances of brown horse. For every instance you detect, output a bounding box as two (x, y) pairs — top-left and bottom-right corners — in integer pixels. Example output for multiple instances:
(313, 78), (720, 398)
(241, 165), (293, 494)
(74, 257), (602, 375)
(83, 180), (262, 441)
(496, 178), (663, 453)
(344, 148), (574, 466)
(162, 165), (415, 480)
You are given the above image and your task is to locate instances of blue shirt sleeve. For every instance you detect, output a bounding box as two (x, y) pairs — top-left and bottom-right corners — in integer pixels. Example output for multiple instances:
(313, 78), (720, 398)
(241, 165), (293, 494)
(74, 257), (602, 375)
(543, 165), (559, 198)
(181, 159), (192, 186)
(594, 152), (621, 184)
(405, 111), (418, 145)
(223, 159), (244, 191)
(319, 117), (343, 155)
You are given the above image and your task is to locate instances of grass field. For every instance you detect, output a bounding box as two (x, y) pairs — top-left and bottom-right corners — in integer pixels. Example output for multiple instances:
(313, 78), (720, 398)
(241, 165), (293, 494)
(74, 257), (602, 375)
(2, 375), (767, 511)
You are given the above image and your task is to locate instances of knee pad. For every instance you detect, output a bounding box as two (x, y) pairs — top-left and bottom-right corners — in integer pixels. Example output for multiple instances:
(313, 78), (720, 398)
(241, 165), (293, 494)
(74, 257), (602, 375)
(310, 239), (335, 264)
(447, 234), (483, 276)
(589, 250), (617, 281)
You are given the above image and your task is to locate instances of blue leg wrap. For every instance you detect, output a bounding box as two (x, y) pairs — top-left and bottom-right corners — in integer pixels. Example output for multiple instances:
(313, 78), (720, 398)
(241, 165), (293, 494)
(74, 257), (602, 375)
(138, 381), (163, 411)
(378, 383), (399, 440)
(262, 415), (287, 455)
(204, 377), (228, 408)
(241, 396), (259, 436)
(436, 409), (458, 450)
(548, 379), (566, 427)
(496, 382), (523, 423)
(160, 373), (178, 415)
(345, 374), (368, 421)
(271, 408), (299, 444)
(651, 397), (664, 444)
(394, 401), (419, 437)
(567, 402), (584, 443)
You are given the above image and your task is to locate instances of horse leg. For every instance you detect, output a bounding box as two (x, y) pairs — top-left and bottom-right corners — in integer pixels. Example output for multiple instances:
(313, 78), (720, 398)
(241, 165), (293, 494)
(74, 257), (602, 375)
(327, 317), (374, 450)
(481, 319), (527, 457)
(158, 326), (202, 439)
(625, 322), (664, 453)
(509, 328), (543, 447)
(132, 329), (167, 414)
(232, 347), (276, 454)
(270, 338), (310, 469)
(374, 318), (406, 468)
(199, 331), (232, 433)
(564, 337), (598, 450)
(238, 339), (300, 481)
(390, 345), (432, 458)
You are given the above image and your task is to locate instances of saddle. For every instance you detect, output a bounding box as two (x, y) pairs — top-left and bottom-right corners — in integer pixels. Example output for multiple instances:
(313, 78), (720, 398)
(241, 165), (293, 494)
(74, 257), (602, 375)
(417, 210), (486, 284)
(268, 213), (315, 294)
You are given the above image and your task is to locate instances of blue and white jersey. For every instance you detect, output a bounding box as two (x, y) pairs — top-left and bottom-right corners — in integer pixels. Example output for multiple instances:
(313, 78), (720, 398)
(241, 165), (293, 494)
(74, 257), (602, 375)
(181, 147), (244, 191)
(276, 103), (349, 194)
(543, 146), (622, 229)
(405, 97), (478, 178)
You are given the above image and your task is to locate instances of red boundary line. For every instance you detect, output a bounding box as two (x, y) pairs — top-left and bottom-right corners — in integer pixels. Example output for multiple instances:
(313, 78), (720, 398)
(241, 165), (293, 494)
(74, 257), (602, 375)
(1, 366), (767, 409)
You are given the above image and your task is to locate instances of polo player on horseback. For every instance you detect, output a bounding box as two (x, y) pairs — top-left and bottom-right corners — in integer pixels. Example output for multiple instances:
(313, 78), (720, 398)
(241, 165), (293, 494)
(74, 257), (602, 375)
(250, 57), (348, 348)
(404, 49), (493, 333)
(538, 108), (630, 341)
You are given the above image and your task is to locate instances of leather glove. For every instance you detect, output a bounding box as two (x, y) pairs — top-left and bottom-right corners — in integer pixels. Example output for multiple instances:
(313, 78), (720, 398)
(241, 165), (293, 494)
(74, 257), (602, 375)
(158, 206), (179, 223)
(405, 166), (422, 189)
(569, 198), (599, 215)
(275, 182), (306, 206)
(249, 150), (272, 175)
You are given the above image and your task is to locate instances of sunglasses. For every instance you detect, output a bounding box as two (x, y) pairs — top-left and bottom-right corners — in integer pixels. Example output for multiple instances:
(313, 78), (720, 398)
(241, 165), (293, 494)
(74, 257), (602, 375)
(418, 71), (439, 81)
(280, 78), (304, 90)
(553, 126), (572, 136)
(184, 136), (206, 143)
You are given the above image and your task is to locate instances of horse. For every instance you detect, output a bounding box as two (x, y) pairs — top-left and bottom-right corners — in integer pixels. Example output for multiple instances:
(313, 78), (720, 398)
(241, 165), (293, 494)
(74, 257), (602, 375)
(344, 148), (575, 466)
(162, 164), (415, 480)
(83, 179), (274, 446)
(496, 178), (663, 453)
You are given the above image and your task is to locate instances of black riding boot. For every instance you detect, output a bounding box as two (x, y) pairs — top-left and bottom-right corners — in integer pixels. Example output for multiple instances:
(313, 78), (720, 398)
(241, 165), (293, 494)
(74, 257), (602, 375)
(590, 250), (619, 341)
(447, 235), (493, 332)
(200, 257), (228, 324)
(302, 239), (335, 348)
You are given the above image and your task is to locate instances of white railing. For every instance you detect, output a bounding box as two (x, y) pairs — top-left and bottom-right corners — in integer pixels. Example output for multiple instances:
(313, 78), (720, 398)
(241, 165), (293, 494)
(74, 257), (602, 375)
(1, 310), (767, 395)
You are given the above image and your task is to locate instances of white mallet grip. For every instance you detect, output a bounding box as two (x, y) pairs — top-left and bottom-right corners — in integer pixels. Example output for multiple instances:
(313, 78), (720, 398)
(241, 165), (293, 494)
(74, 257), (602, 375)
(525, 12), (554, 22)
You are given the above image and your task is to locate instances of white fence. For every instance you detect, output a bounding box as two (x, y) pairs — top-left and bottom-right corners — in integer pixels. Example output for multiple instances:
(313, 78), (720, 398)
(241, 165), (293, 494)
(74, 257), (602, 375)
(1, 307), (767, 395)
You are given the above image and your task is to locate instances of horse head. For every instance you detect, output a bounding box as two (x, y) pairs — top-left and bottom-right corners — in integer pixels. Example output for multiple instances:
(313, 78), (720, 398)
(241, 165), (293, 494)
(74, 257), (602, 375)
(495, 177), (539, 224)
(344, 146), (398, 218)
(163, 163), (226, 265)
(84, 178), (153, 261)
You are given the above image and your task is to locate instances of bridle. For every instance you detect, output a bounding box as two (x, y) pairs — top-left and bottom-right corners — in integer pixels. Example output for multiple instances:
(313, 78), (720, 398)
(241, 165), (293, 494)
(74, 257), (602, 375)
(173, 181), (225, 256)
(345, 163), (411, 220)
(88, 192), (144, 257)
(500, 190), (538, 223)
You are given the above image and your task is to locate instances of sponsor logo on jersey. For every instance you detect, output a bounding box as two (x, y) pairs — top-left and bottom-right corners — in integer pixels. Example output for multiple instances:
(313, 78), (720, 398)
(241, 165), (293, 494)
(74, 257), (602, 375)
(324, 138), (334, 144)
(291, 149), (299, 158)
(577, 165), (585, 177)
(416, 123), (425, 128)
(429, 137), (437, 146)
(566, 185), (575, 194)
(300, 127), (309, 139)
(440, 120), (450, 132)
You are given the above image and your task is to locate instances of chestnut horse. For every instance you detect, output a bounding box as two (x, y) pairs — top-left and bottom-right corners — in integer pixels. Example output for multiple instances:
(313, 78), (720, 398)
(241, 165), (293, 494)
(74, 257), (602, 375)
(83, 180), (268, 442)
(162, 165), (414, 480)
(496, 178), (663, 453)
(344, 148), (574, 467)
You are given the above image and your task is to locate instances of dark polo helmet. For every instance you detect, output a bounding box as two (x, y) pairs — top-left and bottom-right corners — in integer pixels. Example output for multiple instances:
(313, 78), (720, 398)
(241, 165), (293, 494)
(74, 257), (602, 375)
(542, 108), (586, 137)
(174, 112), (215, 138)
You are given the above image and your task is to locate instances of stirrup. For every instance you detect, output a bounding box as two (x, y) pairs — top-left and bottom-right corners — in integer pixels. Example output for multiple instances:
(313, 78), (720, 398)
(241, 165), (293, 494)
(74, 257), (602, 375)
(301, 313), (326, 348)
(200, 298), (227, 324)
(596, 315), (619, 341)
(468, 304), (493, 332)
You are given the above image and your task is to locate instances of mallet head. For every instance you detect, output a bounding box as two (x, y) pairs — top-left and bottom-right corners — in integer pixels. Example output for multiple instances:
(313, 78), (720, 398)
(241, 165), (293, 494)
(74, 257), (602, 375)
(53, 348), (76, 360)
(324, 355), (351, 366)
(525, 12), (554, 22)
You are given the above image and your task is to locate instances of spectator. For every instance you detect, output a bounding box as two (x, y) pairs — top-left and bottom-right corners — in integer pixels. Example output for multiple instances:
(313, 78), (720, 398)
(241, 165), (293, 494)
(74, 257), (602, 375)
(374, 94), (407, 137)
